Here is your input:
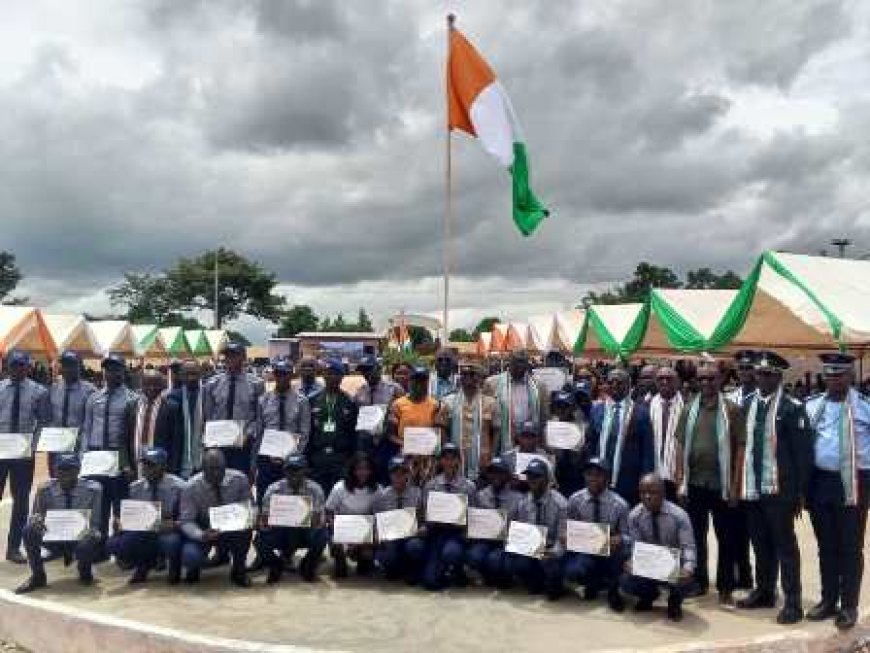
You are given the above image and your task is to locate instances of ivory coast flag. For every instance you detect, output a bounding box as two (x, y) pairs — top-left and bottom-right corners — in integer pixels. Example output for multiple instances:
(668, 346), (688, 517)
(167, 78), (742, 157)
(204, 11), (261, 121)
(447, 24), (550, 236)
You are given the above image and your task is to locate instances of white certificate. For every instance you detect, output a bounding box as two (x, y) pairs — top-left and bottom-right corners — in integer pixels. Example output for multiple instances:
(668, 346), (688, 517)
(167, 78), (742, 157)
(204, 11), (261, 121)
(44, 509), (91, 542)
(532, 367), (568, 394)
(37, 427), (78, 453)
(505, 521), (548, 559)
(258, 429), (298, 459)
(566, 520), (610, 556)
(332, 514), (375, 545)
(375, 507), (418, 542)
(402, 427), (440, 456)
(466, 507), (508, 541)
(119, 500), (161, 532)
(209, 502), (253, 532)
(80, 450), (119, 477)
(631, 541), (681, 582)
(425, 491), (468, 526)
(268, 494), (312, 528)
(545, 421), (584, 451)
(356, 405), (386, 432)
(0, 433), (32, 459)
(515, 453), (552, 478)
(203, 420), (245, 448)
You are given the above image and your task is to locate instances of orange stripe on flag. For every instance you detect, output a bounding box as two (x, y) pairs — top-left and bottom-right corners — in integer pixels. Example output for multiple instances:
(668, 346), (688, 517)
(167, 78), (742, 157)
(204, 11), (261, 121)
(447, 28), (496, 135)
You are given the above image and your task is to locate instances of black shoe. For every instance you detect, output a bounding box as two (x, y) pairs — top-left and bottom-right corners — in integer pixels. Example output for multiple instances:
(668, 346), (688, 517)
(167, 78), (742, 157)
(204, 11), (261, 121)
(736, 577), (754, 591)
(230, 571), (251, 588)
(806, 600), (837, 621)
(62, 552), (73, 567)
(546, 586), (566, 602)
(583, 585), (600, 601)
(451, 568), (469, 588)
(333, 556), (349, 579)
(14, 573), (47, 594)
(129, 566), (149, 584)
(634, 597), (654, 612)
(205, 552), (229, 569)
(5, 551), (27, 565)
(78, 570), (94, 586)
(718, 590), (734, 606)
(684, 582), (708, 598)
(167, 567), (181, 585)
(184, 569), (200, 584)
(776, 604), (803, 625)
(607, 589), (625, 613)
(357, 559), (375, 577)
(835, 607), (858, 630)
(299, 559), (317, 583)
(667, 594), (684, 621)
(266, 568), (282, 585)
(737, 589), (776, 609)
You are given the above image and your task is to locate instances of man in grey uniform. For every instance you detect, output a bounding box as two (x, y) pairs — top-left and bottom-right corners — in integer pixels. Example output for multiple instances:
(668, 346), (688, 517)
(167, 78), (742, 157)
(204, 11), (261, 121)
(46, 350), (95, 476)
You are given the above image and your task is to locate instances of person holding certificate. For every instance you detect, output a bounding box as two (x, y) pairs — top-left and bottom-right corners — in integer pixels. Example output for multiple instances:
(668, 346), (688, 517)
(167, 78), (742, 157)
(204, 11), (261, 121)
(81, 354), (139, 553)
(373, 456), (426, 582)
(107, 448), (185, 584)
(421, 443), (477, 591)
(257, 454), (328, 584)
(501, 421), (549, 492)
(505, 459), (567, 601)
(548, 390), (590, 498)
(622, 474), (696, 621)
(354, 355), (403, 479)
(179, 449), (254, 587)
(202, 343), (265, 473)
(466, 457), (520, 588)
(387, 366), (444, 487)
(564, 458), (629, 612)
(15, 453), (102, 594)
(325, 452), (379, 578)
(0, 350), (51, 564)
(486, 350), (549, 454)
(305, 359), (358, 495)
(46, 350), (95, 477)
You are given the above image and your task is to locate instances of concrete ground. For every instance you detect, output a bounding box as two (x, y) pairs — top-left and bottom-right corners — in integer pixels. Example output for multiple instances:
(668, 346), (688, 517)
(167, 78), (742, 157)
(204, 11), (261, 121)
(0, 460), (867, 652)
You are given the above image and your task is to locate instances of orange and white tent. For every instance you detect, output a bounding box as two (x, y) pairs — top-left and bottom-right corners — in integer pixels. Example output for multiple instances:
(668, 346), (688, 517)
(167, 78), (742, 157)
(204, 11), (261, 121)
(43, 313), (97, 356)
(476, 331), (492, 356)
(489, 323), (509, 353)
(88, 320), (135, 357)
(554, 310), (584, 353)
(527, 314), (558, 352)
(505, 322), (529, 351)
(0, 307), (56, 357)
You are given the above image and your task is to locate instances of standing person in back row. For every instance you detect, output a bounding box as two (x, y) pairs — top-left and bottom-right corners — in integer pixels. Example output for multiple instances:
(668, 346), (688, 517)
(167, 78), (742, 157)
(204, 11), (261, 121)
(202, 343), (264, 474)
(487, 350), (549, 454)
(805, 353), (870, 630)
(0, 350), (51, 563)
(47, 350), (95, 477)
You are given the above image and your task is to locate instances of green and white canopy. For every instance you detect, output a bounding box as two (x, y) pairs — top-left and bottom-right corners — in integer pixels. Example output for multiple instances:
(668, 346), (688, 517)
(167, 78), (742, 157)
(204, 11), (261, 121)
(131, 324), (165, 358)
(158, 327), (189, 356)
(88, 320), (135, 357)
(184, 329), (211, 357)
(205, 329), (228, 355)
(575, 303), (669, 359)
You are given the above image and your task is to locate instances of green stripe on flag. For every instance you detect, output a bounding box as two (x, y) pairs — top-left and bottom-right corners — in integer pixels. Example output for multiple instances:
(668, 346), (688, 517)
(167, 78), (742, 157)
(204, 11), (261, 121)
(510, 142), (549, 236)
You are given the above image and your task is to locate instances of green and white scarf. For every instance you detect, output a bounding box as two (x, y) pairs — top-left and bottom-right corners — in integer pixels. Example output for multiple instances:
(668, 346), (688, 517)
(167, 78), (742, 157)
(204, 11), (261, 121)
(681, 393), (731, 501)
(495, 372), (541, 453)
(742, 389), (782, 501)
(598, 398), (634, 488)
(810, 389), (860, 506)
(449, 390), (484, 481)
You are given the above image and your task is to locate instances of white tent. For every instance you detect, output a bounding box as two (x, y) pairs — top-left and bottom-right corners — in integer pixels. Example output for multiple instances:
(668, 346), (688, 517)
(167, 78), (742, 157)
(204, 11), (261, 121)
(88, 320), (135, 357)
(0, 307), (56, 357)
(580, 303), (669, 359)
(527, 314), (558, 352)
(131, 324), (166, 358)
(506, 322), (529, 351)
(554, 309), (584, 353)
(42, 313), (96, 356)
(476, 332), (492, 356)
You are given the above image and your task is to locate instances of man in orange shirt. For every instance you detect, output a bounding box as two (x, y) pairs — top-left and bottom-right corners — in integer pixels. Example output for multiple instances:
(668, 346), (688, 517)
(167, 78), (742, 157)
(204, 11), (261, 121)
(387, 367), (444, 486)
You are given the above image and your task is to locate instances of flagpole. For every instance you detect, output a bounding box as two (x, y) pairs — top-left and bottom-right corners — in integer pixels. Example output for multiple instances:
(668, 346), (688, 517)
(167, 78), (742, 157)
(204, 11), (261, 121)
(443, 13), (455, 346)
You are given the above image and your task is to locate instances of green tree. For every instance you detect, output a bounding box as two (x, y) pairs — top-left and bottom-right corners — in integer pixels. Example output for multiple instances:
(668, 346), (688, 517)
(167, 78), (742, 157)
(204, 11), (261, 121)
(226, 330), (251, 346)
(685, 267), (743, 289)
(621, 262), (682, 301)
(276, 305), (319, 337)
(473, 317), (501, 336)
(0, 252), (24, 305)
(107, 272), (175, 323)
(165, 248), (285, 326)
(449, 328), (474, 342)
(408, 325), (433, 347)
(356, 308), (373, 332)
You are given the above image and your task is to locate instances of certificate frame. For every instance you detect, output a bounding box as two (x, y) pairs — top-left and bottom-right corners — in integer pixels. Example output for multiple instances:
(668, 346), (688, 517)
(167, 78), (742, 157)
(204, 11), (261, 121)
(258, 429), (299, 459)
(425, 491), (468, 526)
(545, 421), (584, 451)
(0, 432), (32, 460)
(80, 450), (120, 477)
(566, 520), (610, 556)
(402, 427), (441, 457)
(267, 494), (313, 528)
(466, 507), (508, 541)
(332, 514), (375, 545)
(119, 500), (162, 532)
(505, 521), (548, 559)
(208, 502), (253, 532)
(631, 541), (681, 583)
(375, 507), (418, 542)
(203, 420), (245, 448)
(356, 405), (387, 432)
(44, 509), (91, 542)
(37, 427), (78, 453)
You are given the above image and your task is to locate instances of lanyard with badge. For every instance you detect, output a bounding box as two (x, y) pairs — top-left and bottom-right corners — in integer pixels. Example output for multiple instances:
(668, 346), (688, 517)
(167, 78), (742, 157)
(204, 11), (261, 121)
(323, 394), (337, 434)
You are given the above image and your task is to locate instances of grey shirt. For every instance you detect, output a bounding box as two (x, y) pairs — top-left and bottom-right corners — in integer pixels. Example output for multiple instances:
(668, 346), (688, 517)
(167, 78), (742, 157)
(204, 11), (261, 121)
(473, 485), (522, 513)
(256, 390), (311, 455)
(179, 469), (252, 541)
(373, 485), (423, 512)
(128, 473), (186, 521)
(203, 372), (265, 442)
(261, 478), (325, 523)
(82, 385), (138, 451)
(627, 500), (696, 574)
(353, 380), (403, 408)
(424, 473), (477, 499)
(511, 489), (568, 554)
(49, 379), (96, 430)
(325, 481), (379, 515)
(567, 488), (630, 542)
(32, 478), (102, 532)
(0, 378), (51, 446)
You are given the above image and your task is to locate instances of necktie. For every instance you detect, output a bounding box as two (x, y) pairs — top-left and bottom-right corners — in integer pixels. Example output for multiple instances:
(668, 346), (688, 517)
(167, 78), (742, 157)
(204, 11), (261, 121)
(593, 495), (601, 523)
(536, 500), (544, 525)
(226, 375), (236, 419)
(660, 400), (670, 458)
(278, 394), (286, 431)
(604, 404), (621, 467)
(9, 381), (21, 433)
(397, 493), (404, 509)
(494, 492), (501, 510)
(151, 481), (160, 502)
(64, 491), (73, 509)
(214, 483), (223, 506)
(62, 385), (71, 427)
(652, 512), (661, 544)
(103, 388), (113, 446)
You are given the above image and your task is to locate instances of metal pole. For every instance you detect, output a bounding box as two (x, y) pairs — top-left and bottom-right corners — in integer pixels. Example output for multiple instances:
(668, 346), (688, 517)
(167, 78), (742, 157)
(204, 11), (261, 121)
(443, 14), (456, 345)
(214, 249), (220, 329)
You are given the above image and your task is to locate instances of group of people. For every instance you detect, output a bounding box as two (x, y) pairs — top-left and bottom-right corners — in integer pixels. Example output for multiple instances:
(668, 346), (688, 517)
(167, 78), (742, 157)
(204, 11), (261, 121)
(0, 343), (867, 630)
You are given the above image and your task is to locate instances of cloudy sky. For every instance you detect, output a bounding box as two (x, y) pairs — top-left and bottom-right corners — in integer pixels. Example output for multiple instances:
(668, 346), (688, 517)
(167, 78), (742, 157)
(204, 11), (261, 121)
(3, 0), (870, 341)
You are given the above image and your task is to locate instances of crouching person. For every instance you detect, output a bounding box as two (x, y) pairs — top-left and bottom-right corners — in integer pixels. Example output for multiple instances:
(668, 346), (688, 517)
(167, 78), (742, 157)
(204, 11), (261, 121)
(506, 459), (567, 600)
(179, 449), (253, 587)
(16, 453), (101, 593)
(622, 473), (696, 621)
(107, 447), (184, 584)
(257, 454), (328, 584)
(373, 456), (426, 583)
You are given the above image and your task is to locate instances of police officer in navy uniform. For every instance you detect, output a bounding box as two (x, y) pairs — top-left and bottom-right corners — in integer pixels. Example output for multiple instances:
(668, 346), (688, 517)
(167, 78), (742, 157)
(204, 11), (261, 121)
(0, 350), (51, 563)
(47, 350), (96, 476)
(805, 353), (870, 630)
(736, 351), (811, 624)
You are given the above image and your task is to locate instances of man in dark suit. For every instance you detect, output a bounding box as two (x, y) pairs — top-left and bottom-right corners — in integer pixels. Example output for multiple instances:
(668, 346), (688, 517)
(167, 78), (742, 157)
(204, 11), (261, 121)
(156, 360), (204, 479)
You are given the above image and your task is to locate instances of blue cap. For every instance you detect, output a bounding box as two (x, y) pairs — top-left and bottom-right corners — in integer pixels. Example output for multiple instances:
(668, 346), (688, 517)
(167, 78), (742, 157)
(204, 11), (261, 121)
(525, 459), (549, 478)
(141, 447), (168, 464)
(487, 457), (510, 473)
(820, 352), (854, 375)
(388, 456), (409, 471)
(222, 342), (246, 356)
(284, 454), (308, 470)
(59, 350), (81, 365)
(7, 350), (30, 367)
(552, 390), (575, 407)
(755, 350), (789, 373)
(101, 353), (125, 369)
(439, 442), (460, 457)
(410, 366), (429, 379)
(56, 453), (81, 470)
(324, 358), (345, 374)
(357, 355), (380, 370)
(272, 360), (293, 375)
(518, 421), (538, 436)
(583, 457), (610, 473)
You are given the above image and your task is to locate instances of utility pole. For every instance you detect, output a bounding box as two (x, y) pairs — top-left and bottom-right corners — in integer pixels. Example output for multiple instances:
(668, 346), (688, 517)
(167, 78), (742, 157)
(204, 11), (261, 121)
(214, 249), (220, 329)
(831, 238), (852, 258)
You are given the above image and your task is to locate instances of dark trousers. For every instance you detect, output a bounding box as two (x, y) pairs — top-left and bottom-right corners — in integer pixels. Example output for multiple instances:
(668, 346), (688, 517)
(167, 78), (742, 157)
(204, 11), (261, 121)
(565, 550), (625, 591)
(181, 531), (252, 576)
(377, 536), (427, 580)
(809, 469), (869, 609)
(107, 531), (183, 573)
(0, 458), (34, 554)
(507, 553), (564, 594)
(373, 439), (400, 487)
(23, 523), (98, 577)
(744, 498), (800, 600)
(685, 485), (738, 592)
(219, 444), (252, 475)
(466, 541), (510, 586)
(421, 528), (466, 590)
(258, 527), (329, 571)
(89, 475), (129, 538)
(622, 573), (688, 604)
(254, 459), (284, 508)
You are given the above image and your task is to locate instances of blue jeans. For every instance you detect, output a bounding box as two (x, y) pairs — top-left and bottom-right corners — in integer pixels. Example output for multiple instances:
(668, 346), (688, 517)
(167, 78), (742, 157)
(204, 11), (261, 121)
(258, 527), (329, 572)
(23, 522), (98, 577)
(421, 529), (466, 591)
(507, 553), (564, 594)
(564, 551), (625, 591)
(181, 531), (252, 576)
(377, 537), (426, 580)
(107, 530), (182, 573)
(466, 541), (510, 586)
(621, 573), (688, 604)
